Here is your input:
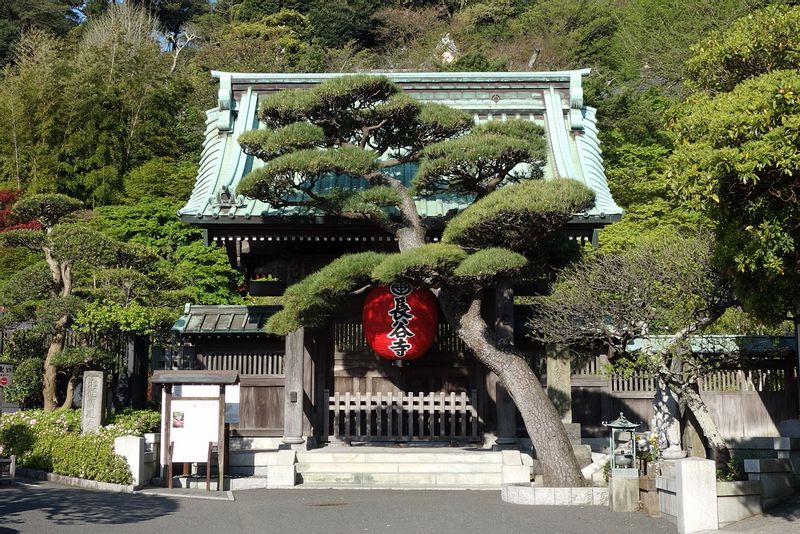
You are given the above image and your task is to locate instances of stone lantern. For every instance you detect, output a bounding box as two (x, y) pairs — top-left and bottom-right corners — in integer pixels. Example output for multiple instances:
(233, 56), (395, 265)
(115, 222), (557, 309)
(603, 411), (640, 478)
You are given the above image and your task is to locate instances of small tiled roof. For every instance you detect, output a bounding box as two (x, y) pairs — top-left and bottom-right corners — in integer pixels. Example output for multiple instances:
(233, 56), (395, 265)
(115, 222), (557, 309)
(171, 304), (280, 335)
(179, 70), (623, 225)
(151, 370), (240, 385)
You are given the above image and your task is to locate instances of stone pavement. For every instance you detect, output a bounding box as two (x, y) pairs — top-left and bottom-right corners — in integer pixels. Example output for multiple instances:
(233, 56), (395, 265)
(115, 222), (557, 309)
(701, 493), (800, 534)
(0, 478), (677, 534)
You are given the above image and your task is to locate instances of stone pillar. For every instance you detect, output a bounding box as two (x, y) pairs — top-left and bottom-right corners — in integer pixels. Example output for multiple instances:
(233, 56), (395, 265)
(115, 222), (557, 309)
(283, 328), (306, 447)
(494, 281), (517, 447)
(676, 458), (718, 533)
(546, 344), (572, 423)
(81, 371), (107, 433)
(114, 435), (145, 488)
(608, 474), (640, 512)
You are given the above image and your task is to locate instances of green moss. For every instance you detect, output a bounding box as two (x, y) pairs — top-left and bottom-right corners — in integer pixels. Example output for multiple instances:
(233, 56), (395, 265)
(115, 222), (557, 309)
(416, 103), (473, 140)
(415, 132), (545, 196)
(453, 248), (528, 282)
(238, 122), (325, 161)
(266, 252), (386, 335)
(372, 244), (466, 285)
(237, 146), (378, 206)
(472, 119), (546, 144)
(442, 178), (595, 250)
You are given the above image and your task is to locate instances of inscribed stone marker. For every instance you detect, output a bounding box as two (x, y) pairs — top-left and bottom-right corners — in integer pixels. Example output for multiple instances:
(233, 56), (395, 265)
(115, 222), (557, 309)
(81, 371), (107, 433)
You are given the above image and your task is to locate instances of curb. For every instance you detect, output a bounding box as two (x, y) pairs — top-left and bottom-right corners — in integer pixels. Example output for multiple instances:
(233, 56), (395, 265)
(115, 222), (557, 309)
(16, 467), (135, 493)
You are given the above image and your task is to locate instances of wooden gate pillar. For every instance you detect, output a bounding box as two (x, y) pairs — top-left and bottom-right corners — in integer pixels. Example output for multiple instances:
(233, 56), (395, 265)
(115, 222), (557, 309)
(495, 281), (518, 447)
(283, 328), (306, 447)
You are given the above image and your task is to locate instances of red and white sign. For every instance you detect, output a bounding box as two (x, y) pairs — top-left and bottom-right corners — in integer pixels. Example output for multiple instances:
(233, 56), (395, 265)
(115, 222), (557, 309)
(0, 363), (12, 388)
(362, 282), (438, 362)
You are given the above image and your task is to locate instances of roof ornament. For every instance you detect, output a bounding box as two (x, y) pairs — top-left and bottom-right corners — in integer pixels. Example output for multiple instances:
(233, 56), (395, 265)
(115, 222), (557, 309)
(568, 72), (585, 131)
(216, 73), (235, 132)
(213, 184), (243, 210)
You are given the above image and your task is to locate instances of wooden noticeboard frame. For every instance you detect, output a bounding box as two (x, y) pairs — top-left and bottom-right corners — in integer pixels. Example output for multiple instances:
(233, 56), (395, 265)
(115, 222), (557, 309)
(152, 371), (239, 491)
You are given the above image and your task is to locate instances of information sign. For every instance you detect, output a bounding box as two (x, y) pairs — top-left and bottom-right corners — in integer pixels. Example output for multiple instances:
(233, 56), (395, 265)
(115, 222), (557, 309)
(169, 399), (220, 462)
(0, 363), (12, 388)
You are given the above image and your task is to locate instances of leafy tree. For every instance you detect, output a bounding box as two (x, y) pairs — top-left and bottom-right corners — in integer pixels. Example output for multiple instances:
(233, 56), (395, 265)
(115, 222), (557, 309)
(307, 0), (381, 49)
(0, 193), (207, 410)
(236, 74), (594, 486)
(669, 4), (800, 323)
(0, 189), (41, 285)
(0, 0), (78, 67)
(122, 158), (198, 203)
(609, 0), (770, 94)
(0, 29), (66, 192)
(191, 9), (325, 74)
(531, 236), (736, 465)
(89, 199), (243, 304)
(0, 194), (93, 410)
(128, 0), (211, 45)
(59, 3), (182, 206)
(1, 328), (46, 408)
(231, 0), (309, 20)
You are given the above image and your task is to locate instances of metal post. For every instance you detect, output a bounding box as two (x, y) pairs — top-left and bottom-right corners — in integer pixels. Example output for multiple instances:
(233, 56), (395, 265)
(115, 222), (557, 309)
(795, 317), (800, 414)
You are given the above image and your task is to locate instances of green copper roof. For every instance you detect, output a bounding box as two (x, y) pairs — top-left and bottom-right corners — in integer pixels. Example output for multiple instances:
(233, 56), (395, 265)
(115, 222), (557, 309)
(179, 70), (622, 224)
(172, 304), (280, 335)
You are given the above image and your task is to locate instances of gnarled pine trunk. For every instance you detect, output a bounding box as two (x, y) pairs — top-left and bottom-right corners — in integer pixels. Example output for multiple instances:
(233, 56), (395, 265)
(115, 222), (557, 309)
(392, 182), (584, 486)
(439, 290), (585, 486)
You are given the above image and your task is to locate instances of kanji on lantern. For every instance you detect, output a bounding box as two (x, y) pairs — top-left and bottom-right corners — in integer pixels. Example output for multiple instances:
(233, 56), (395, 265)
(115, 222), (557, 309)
(362, 282), (438, 362)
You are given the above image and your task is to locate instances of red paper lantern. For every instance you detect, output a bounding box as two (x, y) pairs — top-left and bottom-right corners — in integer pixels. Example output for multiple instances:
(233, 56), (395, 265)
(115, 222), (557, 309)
(362, 282), (438, 362)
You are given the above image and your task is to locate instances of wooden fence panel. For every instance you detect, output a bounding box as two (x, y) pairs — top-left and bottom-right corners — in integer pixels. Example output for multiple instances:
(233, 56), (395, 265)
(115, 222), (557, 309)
(568, 354), (798, 439)
(324, 389), (480, 442)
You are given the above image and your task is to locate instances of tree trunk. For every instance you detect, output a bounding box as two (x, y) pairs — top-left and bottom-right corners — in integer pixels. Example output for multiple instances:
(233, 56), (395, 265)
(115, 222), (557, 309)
(43, 315), (67, 411)
(391, 189), (583, 485)
(440, 290), (585, 486)
(41, 252), (72, 412)
(61, 370), (79, 409)
(670, 378), (730, 469)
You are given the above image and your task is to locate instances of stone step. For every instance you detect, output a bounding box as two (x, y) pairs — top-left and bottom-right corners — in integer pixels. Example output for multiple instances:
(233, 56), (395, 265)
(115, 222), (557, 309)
(295, 462), (502, 474)
(295, 451), (503, 464)
(151, 476), (268, 491)
(229, 465), (271, 477)
(229, 437), (284, 451)
(297, 471), (502, 487)
(229, 449), (280, 467)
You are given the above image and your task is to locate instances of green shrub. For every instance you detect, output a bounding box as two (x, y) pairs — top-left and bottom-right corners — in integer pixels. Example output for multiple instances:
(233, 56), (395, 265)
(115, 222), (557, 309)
(0, 408), (160, 484)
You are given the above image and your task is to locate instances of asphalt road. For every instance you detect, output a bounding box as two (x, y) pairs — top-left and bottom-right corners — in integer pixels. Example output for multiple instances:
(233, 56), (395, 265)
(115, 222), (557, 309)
(0, 480), (680, 534)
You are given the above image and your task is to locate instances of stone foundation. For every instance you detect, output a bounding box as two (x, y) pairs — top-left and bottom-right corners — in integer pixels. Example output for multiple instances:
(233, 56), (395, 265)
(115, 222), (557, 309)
(501, 483), (608, 506)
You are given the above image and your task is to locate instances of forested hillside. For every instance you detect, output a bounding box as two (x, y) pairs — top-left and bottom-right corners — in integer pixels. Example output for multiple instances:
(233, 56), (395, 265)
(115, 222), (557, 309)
(0, 0), (796, 407)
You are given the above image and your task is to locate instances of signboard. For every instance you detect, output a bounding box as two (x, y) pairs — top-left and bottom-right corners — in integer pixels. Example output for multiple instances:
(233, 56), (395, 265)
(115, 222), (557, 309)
(169, 398), (219, 462)
(0, 363), (13, 388)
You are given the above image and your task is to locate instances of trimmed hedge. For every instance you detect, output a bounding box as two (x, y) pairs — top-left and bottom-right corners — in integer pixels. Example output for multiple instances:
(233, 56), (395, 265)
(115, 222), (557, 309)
(0, 409), (160, 484)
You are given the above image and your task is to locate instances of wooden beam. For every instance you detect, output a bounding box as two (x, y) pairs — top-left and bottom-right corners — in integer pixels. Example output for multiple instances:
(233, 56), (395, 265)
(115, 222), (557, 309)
(282, 328), (306, 446)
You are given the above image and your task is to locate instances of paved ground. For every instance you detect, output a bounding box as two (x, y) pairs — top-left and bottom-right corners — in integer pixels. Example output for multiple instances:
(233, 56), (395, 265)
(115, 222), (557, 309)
(0, 479), (678, 534)
(715, 493), (800, 533)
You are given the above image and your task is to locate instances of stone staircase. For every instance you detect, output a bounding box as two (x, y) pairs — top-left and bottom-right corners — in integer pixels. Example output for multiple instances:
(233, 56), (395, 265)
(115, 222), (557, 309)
(295, 447), (527, 489)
